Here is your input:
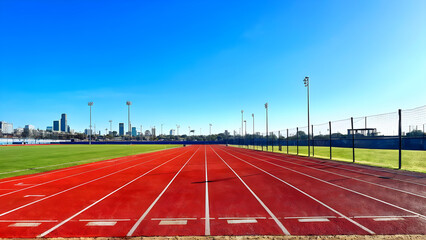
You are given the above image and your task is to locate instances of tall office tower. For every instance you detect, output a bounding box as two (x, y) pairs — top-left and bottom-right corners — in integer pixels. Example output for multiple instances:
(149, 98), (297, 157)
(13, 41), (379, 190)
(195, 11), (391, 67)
(60, 113), (67, 132)
(119, 123), (124, 136)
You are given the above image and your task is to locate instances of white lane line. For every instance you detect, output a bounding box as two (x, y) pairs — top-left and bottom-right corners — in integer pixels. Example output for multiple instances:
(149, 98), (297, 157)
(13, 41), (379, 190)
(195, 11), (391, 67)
(127, 148), (199, 237)
(15, 183), (35, 186)
(86, 221), (117, 226)
(373, 217), (404, 221)
(227, 148), (426, 220)
(211, 147), (291, 236)
(79, 219), (130, 222)
(0, 150), (188, 219)
(298, 218), (330, 222)
(0, 220), (57, 223)
(0, 149), (179, 198)
(284, 216), (336, 219)
(151, 218), (196, 221)
(227, 219), (257, 224)
(38, 149), (192, 238)
(0, 147), (180, 185)
(159, 220), (187, 225)
(24, 195), (45, 198)
(219, 148), (375, 235)
(9, 222), (41, 227)
(234, 147), (426, 187)
(235, 149), (426, 198)
(204, 145), (210, 236)
(218, 217), (267, 220)
(352, 215), (418, 219)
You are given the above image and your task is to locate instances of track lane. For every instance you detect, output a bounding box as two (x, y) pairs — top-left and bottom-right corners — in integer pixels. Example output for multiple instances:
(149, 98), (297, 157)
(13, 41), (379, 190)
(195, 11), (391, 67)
(220, 146), (426, 234)
(212, 146), (370, 235)
(0, 146), (194, 238)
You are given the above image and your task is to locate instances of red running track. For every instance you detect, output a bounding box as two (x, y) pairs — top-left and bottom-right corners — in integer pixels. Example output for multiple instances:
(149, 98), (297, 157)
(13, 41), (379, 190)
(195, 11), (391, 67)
(0, 145), (424, 237)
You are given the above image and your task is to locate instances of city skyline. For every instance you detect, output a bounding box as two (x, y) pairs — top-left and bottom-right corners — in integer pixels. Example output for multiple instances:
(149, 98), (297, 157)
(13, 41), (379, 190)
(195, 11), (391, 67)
(1, 1), (425, 134)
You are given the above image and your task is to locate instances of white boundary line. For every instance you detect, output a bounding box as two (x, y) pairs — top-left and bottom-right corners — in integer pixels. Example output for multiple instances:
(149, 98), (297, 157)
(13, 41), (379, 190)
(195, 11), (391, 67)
(126, 148), (200, 236)
(237, 147), (426, 187)
(204, 145), (210, 236)
(0, 149), (190, 218)
(0, 146), (180, 184)
(224, 147), (426, 220)
(210, 147), (291, 236)
(233, 149), (426, 199)
(218, 147), (375, 234)
(38, 147), (195, 238)
(0, 148), (179, 198)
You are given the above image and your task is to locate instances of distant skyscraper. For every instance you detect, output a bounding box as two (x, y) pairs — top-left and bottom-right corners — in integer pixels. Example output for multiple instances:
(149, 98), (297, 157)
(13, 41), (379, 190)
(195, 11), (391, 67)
(60, 113), (67, 132)
(170, 129), (176, 135)
(119, 123), (124, 136)
(67, 125), (70, 133)
(132, 127), (137, 137)
(53, 120), (60, 132)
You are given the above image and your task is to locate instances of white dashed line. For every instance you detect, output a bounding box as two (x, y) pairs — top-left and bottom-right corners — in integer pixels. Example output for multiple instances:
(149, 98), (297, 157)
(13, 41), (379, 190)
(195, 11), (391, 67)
(227, 219), (258, 224)
(298, 218), (330, 222)
(373, 217), (404, 221)
(159, 220), (187, 225)
(24, 195), (45, 198)
(86, 221), (117, 226)
(9, 222), (41, 227)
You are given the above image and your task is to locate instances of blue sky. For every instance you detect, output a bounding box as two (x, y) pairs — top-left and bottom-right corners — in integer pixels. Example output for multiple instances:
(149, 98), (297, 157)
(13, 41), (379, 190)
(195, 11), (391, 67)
(1, 0), (425, 134)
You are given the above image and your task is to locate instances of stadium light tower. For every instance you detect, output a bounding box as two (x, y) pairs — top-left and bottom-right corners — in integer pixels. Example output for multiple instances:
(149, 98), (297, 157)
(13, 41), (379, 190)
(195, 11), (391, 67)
(88, 102), (93, 145)
(176, 124), (180, 135)
(265, 102), (268, 150)
(161, 124), (163, 136)
(209, 123), (212, 135)
(244, 120), (247, 135)
(304, 76), (310, 157)
(241, 110), (244, 136)
(252, 113), (255, 149)
(126, 101), (132, 136)
(109, 120), (112, 133)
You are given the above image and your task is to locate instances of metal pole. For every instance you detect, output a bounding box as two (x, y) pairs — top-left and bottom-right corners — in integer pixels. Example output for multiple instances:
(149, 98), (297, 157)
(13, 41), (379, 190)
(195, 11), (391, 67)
(241, 110), (244, 136)
(296, 127), (299, 155)
(351, 117), (355, 163)
(329, 121), (332, 160)
(252, 114), (255, 149)
(398, 109), (402, 169)
(88, 102), (93, 145)
(312, 125), (314, 156)
(304, 77), (310, 157)
(287, 128), (289, 154)
(265, 103), (268, 151)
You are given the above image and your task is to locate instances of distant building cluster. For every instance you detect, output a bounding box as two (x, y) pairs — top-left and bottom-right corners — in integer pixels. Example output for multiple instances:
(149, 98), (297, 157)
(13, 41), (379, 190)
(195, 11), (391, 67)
(49, 113), (71, 133)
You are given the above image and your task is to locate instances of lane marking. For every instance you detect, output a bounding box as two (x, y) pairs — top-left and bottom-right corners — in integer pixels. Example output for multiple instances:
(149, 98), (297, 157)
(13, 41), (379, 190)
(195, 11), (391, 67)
(234, 147), (426, 187)
(86, 221), (117, 226)
(9, 222), (41, 227)
(225, 147), (426, 221)
(298, 218), (330, 222)
(218, 147), (375, 235)
(218, 217), (267, 220)
(79, 219), (130, 222)
(235, 149), (426, 198)
(211, 147), (291, 236)
(373, 217), (404, 221)
(352, 215), (417, 219)
(159, 220), (187, 225)
(284, 216), (336, 219)
(0, 220), (57, 223)
(227, 219), (257, 224)
(127, 148), (199, 237)
(24, 195), (45, 198)
(204, 145), (210, 236)
(15, 183), (35, 186)
(0, 150), (189, 219)
(37, 149), (192, 238)
(0, 149), (180, 198)
(151, 218), (196, 221)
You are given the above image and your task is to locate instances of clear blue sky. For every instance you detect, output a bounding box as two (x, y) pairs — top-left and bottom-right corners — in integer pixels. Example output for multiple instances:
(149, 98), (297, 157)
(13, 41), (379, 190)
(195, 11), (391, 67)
(1, 0), (425, 134)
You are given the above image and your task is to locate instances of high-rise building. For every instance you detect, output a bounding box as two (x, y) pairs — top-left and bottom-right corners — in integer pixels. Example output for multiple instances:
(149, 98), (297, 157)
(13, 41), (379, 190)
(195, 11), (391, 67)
(170, 129), (176, 135)
(119, 123), (124, 136)
(46, 126), (53, 131)
(152, 127), (156, 138)
(67, 125), (70, 133)
(60, 113), (67, 132)
(132, 127), (137, 137)
(53, 120), (60, 132)
(0, 121), (13, 134)
(24, 125), (35, 130)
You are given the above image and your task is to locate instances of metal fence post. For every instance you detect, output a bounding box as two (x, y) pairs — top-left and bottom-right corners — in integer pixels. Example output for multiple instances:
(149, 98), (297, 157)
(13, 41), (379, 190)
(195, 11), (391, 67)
(296, 127), (299, 155)
(312, 125), (314, 156)
(351, 117), (355, 163)
(329, 121), (332, 160)
(286, 128), (289, 154)
(398, 109), (402, 169)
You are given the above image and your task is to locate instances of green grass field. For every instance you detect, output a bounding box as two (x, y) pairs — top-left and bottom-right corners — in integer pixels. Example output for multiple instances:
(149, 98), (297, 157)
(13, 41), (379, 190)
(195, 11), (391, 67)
(233, 145), (426, 173)
(0, 144), (180, 179)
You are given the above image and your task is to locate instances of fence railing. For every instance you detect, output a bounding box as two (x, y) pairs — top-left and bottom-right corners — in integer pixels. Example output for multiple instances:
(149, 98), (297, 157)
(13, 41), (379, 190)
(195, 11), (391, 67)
(227, 105), (426, 171)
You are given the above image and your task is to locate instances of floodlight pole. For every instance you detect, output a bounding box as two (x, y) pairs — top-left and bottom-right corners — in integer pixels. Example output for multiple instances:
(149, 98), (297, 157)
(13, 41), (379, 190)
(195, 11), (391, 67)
(265, 103), (268, 151)
(252, 113), (255, 148)
(161, 124), (163, 136)
(209, 123), (212, 135)
(176, 124), (180, 136)
(109, 120), (112, 133)
(88, 102), (93, 145)
(304, 77), (310, 157)
(126, 101), (132, 137)
(241, 110), (244, 136)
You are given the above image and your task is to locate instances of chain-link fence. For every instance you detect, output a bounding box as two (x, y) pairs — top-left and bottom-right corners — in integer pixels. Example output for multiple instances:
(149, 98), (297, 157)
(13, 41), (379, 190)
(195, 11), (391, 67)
(229, 105), (425, 172)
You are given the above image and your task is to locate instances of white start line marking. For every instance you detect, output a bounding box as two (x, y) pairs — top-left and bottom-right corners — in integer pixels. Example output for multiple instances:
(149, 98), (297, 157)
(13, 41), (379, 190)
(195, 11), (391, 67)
(227, 219), (258, 224)
(298, 218), (330, 222)
(159, 220), (187, 225)
(9, 222), (41, 227)
(373, 217), (405, 221)
(24, 195), (45, 198)
(79, 219), (130, 222)
(86, 221), (117, 226)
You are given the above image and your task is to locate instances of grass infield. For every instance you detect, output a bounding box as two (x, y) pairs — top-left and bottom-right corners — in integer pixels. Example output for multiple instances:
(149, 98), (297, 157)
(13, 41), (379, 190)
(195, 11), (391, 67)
(0, 144), (180, 179)
(233, 145), (426, 173)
